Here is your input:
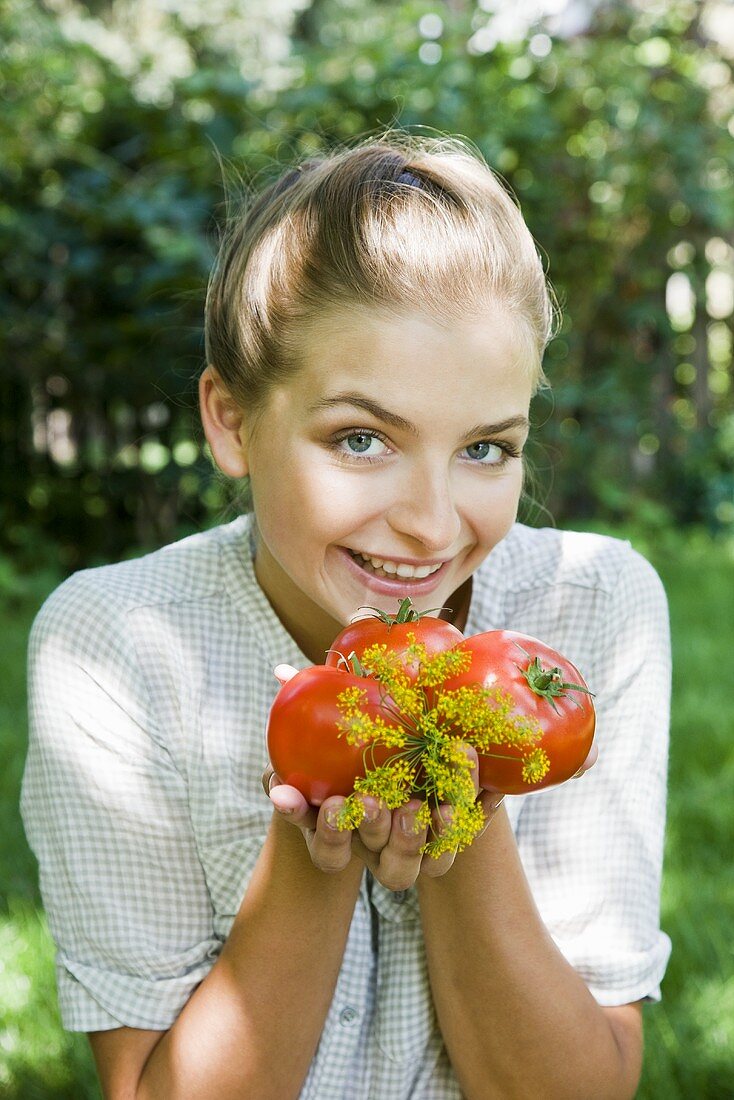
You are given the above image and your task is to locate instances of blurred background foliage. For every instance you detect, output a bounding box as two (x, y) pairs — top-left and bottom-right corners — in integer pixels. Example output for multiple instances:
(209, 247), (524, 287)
(1, 0), (733, 575)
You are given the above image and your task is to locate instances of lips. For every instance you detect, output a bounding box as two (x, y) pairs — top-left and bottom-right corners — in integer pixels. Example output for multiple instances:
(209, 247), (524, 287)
(339, 546), (449, 596)
(348, 549), (444, 579)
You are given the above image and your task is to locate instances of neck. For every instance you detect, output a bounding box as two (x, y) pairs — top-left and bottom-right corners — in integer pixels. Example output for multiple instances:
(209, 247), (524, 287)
(442, 576), (472, 633)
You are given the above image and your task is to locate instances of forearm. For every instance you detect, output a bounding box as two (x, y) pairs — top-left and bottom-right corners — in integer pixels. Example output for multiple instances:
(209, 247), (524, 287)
(137, 814), (364, 1100)
(417, 806), (641, 1100)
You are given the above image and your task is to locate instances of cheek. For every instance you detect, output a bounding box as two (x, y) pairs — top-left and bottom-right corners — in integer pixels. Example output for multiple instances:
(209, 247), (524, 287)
(254, 452), (382, 543)
(467, 480), (523, 554)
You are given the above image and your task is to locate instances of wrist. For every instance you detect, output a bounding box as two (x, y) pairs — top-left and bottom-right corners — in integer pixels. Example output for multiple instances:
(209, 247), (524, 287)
(417, 801), (510, 894)
(268, 807), (364, 887)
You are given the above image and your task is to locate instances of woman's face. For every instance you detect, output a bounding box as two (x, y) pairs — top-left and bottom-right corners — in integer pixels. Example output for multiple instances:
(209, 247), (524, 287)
(244, 306), (534, 663)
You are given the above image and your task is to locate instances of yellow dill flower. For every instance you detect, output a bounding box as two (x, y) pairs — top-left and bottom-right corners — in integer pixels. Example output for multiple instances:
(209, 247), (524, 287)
(415, 801), (433, 831)
(335, 685), (407, 748)
(435, 686), (543, 751)
(337, 685), (368, 711)
(416, 647), (472, 687)
(353, 644), (426, 722)
(422, 752), (475, 806)
(384, 681), (424, 720)
(521, 747), (551, 784)
(360, 644), (409, 687)
(423, 801), (486, 858)
(441, 738), (476, 769)
(335, 794), (368, 831)
(338, 711), (407, 749)
(353, 759), (416, 809)
(434, 685), (495, 734)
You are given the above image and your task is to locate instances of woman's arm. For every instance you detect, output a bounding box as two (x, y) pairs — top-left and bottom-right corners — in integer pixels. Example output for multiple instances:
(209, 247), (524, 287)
(86, 658), (456, 1100)
(91, 812), (363, 1100)
(92, 783), (441, 1100)
(416, 794), (643, 1100)
(417, 543), (671, 1099)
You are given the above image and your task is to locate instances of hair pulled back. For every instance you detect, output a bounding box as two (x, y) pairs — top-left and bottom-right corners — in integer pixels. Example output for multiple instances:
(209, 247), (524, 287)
(204, 131), (556, 416)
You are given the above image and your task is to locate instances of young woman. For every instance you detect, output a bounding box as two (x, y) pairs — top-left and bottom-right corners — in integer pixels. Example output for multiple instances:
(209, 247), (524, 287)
(21, 132), (671, 1099)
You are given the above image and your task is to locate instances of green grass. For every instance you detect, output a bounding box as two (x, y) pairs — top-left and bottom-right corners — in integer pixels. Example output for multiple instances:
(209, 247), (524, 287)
(0, 576), (102, 1099)
(1, 529), (733, 1097)
(631, 529), (734, 1099)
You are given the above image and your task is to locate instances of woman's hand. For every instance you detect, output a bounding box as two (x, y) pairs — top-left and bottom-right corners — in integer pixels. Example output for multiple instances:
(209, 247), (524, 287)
(262, 775), (432, 891)
(264, 768), (507, 892)
(264, 665), (505, 891)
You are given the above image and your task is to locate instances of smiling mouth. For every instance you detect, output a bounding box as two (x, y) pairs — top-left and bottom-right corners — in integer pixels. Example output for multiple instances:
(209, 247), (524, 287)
(347, 549), (445, 580)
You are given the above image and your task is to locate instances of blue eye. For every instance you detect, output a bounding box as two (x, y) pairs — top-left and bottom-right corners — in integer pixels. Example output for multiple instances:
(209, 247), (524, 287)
(465, 441), (504, 464)
(331, 430), (390, 462)
(344, 432), (377, 454)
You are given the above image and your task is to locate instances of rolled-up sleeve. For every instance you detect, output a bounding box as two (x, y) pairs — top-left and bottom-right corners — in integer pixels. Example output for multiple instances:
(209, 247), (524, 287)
(514, 546), (672, 1005)
(20, 574), (220, 1031)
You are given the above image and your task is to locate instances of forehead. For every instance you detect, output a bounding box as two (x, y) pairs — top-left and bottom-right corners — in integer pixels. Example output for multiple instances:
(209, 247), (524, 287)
(280, 306), (533, 416)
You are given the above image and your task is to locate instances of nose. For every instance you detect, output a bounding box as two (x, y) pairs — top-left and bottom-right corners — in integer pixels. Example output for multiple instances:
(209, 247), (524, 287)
(385, 461), (462, 553)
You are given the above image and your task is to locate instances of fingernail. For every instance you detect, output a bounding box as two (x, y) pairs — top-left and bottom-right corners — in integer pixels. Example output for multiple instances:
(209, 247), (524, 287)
(270, 792), (296, 815)
(361, 797), (379, 823)
(324, 809), (340, 830)
(400, 812), (417, 835)
(271, 801), (295, 816)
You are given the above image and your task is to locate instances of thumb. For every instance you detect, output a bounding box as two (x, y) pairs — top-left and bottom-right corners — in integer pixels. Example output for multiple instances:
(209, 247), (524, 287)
(273, 663), (299, 686)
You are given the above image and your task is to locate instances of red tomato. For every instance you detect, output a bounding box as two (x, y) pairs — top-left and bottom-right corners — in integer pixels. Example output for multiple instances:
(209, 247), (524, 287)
(325, 597), (464, 681)
(439, 630), (596, 794)
(266, 666), (399, 805)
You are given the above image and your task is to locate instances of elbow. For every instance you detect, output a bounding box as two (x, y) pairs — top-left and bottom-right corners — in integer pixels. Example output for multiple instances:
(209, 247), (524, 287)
(460, 1031), (642, 1100)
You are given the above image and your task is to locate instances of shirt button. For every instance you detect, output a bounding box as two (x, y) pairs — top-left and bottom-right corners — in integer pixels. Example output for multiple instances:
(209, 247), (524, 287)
(393, 890), (406, 903)
(339, 1006), (359, 1027)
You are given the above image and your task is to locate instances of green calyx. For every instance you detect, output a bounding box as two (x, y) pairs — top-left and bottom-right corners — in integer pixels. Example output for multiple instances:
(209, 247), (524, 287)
(328, 650), (371, 677)
(515, 645), (595, 714)
(354, 596), (449, 628)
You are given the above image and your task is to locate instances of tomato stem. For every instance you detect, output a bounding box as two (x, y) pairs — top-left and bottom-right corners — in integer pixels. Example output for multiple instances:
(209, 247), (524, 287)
(327, 649), (373, 678)
(479, 750), (530, 762)
(353, 596), (452, 628)
(513, 643), (594, 714)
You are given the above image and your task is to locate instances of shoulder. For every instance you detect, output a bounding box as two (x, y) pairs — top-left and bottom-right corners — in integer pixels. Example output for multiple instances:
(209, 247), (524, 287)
(472, 525), (668, 668)
(29, 517), (249, 663)
(495, 523), (664, 601)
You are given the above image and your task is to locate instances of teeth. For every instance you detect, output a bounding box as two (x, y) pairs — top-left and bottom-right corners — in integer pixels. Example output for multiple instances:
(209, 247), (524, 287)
(352, 551), (443, 579)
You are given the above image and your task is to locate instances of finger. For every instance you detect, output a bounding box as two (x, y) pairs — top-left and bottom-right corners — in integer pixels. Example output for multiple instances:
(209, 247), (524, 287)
(307, 797), (355, 873)
(453, 741), (480, 798)
(474, 789), (506, 838)
(420, 848), (457, 877)
(268, 782), (317, 828)
(273, 663), (300, 685)
(573, 741), (599, 778)
(420, 803), (457, 878)
(356, 797), (392, 853)
(374, 800), (427, 893)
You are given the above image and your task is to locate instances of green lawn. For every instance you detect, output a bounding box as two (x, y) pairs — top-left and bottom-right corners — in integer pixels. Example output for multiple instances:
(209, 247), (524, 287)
(1, 528), (732, 1097)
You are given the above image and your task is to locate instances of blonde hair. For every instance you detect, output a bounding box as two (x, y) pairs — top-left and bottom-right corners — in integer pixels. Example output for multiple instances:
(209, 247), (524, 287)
(205, 131), (557, 417)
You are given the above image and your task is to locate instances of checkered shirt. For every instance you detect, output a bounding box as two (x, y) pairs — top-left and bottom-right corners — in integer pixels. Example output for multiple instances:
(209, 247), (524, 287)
(21, 515), (672, 1098)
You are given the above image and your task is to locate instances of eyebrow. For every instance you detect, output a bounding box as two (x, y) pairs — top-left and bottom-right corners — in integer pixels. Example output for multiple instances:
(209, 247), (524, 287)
(308, 392), (530, 440)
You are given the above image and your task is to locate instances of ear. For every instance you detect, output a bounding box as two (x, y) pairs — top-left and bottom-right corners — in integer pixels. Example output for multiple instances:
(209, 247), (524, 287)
(199, 365), (250, 478)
